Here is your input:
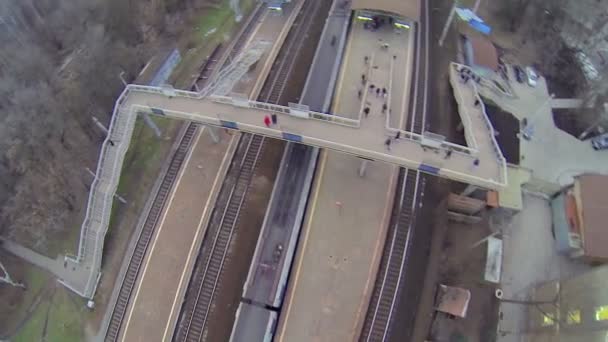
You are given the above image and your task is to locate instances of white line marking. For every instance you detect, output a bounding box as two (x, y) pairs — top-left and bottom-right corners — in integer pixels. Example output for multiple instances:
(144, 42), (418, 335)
(121, 127), (204, 340)
(161, 134), (237, 341)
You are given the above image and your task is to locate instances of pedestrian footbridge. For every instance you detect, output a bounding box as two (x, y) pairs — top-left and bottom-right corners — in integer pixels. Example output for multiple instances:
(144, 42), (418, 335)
(122, 66), (506, 189)
(61, 62), (506, 298)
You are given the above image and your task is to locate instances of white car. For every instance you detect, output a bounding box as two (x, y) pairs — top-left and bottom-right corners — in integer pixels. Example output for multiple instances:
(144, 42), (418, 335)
(525, 66), (539, 87)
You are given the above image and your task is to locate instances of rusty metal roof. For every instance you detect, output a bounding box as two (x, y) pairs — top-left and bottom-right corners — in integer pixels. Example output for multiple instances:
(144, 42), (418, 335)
(468, 35), (499, 71)
(577, 174), (608, 260)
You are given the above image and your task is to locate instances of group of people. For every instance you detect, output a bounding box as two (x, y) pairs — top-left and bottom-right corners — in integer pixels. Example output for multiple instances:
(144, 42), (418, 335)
(263, 114), (278, 128)
(458, 66), (481, 85)
(363, 15), (394, 31)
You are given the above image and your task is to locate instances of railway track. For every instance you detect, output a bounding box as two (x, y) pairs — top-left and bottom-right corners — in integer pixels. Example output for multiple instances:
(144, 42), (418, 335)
(173, 1), (321, 341)
(174, 134), (266, 342)
(359, 0), (429, 339)
(359, 168), (420, 342)
(228, 5), (266, 61)
(104, 6), (257, 340)
(262, 0), (323, 103)
(104, 123), (198, 342)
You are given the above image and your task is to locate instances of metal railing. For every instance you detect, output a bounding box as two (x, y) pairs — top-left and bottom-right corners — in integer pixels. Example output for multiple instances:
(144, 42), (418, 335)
(67, 69), (509, 297)
(452, 63), (508, 185)
(66, 86), (138, 297)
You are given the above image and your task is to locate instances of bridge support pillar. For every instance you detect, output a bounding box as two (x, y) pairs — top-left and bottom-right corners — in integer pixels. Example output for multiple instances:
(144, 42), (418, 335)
(207, 125), (221, 143)
(358, 159), (369, 177)
(461, 184), (478, 197)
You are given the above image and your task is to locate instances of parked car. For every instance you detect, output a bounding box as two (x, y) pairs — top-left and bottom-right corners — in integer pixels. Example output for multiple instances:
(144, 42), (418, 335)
(525, 66), (539, 87)
(591, 133), (608, 150)
(513, 65), (524, 83)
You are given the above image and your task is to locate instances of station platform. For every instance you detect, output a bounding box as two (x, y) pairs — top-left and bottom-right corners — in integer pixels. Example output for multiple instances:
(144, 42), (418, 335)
(119, 128), (235, 342)
(275, 17), (401, 341)
(276, 151), (397, 342)
(231, 1), (350, 339)
(110, 2), (305, 340)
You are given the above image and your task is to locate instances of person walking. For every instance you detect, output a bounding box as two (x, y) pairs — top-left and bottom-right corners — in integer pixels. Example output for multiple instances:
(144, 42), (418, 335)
(363, 106), (370, 118)
(376, 88), (380, 97)
(384, 138), (392, 151)
(364, 56), (369, 64)
(395, 131), (400, 140)
(444, 149), (452, 159)
(369, 84), (375, 91)
(357, 89), (362, 99)
(473, 158), (480, 169)
(382, 103), (387, 114)
(474, 98), (480, 107)
(264, 115), (271, 127)
(361, 74), (366, 84)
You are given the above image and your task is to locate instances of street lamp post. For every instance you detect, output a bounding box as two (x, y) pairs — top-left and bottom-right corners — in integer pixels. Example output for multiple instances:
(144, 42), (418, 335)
(438, 1), (458, 47)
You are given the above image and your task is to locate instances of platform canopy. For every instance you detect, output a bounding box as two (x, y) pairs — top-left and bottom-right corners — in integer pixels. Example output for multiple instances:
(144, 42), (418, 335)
(351, 0), (420, 21)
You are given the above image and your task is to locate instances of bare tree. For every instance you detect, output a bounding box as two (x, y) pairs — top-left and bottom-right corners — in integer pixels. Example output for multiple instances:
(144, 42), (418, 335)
(0, 259), (25, 288)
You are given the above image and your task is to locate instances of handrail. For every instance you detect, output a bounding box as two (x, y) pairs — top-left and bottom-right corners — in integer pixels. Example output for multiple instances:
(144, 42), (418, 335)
(65, 69), (508, 297)
(450, 62), (508, 186)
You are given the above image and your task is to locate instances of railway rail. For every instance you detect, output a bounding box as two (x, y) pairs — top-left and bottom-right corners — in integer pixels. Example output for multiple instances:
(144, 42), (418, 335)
(172, 1), (323, 341)
(103, 5), (265, 341)
(260, 0), (323, 104)
(359, 0), (429, 340)
(104, 123), (198, 342)
(173, 133), (266, 342)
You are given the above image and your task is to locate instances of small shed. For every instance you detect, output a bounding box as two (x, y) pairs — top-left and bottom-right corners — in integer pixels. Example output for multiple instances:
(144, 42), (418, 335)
(574, 174), (608, 262)
(463, 35), (499, 76)
(435, 284), (471, 318)
(552, 174), (608, 262)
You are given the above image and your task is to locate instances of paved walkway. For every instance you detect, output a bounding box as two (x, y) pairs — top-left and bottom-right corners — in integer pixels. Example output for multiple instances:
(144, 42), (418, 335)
(496, 195), (590, 341)
(479, 69), (608, 191)
(0, 239), (66, 280)
(275, 21), (401, 342)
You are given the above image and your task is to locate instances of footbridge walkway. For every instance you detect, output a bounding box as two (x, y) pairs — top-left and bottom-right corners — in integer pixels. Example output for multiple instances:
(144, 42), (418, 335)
(125, 69), (506, 189)
(62, 61), (506, 298)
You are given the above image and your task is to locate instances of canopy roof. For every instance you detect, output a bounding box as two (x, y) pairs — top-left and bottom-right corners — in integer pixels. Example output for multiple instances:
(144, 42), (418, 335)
(351, 0), (420, 21)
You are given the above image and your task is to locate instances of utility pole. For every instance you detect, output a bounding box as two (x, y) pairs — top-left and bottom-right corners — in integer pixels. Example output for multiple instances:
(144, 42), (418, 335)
(439, 1), (458, 47)
(91, 116), (109, 135)
(119, 71), (128, 86)
(230, 0), (242, 22)
(579, 103), (608, 140)
(473, 0), (482, 13)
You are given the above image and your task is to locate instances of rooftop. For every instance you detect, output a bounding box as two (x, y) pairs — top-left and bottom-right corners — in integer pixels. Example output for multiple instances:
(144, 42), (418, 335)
(576, 174), (608, 260)
(466, 35), (498, 71)
(351, 0), (419, 21)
